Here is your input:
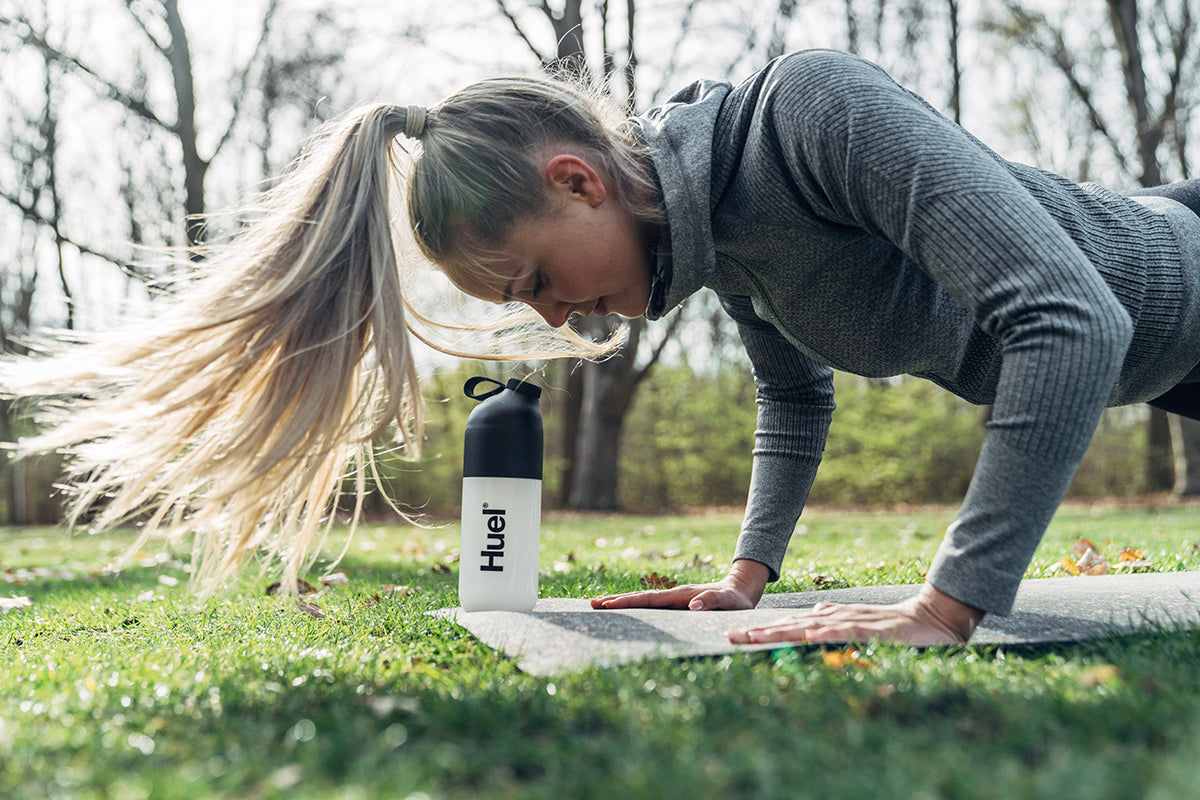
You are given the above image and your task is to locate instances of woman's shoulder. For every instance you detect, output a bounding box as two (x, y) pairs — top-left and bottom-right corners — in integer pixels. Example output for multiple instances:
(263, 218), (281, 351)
(758, 49), (899, 96)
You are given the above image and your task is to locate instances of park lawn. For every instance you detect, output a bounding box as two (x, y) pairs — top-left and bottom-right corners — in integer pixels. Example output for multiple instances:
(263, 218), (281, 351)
(2, 503), (1200, 799)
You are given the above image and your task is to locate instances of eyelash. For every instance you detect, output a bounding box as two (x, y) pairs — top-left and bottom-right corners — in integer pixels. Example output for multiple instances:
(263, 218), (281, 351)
(530, 272), (547, 299)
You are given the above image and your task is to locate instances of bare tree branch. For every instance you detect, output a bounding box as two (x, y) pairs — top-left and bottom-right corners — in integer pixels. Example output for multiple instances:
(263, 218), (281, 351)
(495, 0), (550, 64)
(0, 188), (137, 273)
(650, 0), (701, 104)
(209, 0), (280, 162)
(0, 13), (172, 132)
(632, 306), (686, 389)
(991, 3), (1130, 174)
(122, 0), (170, 55)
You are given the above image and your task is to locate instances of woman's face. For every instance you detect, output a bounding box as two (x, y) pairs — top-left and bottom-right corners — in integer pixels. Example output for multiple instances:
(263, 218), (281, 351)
(455, 154), (653, 328)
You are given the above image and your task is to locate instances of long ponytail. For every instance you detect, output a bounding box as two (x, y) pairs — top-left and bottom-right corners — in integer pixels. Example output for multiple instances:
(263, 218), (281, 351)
(5, 69), (662, 591)
(2, 104), (422, 591)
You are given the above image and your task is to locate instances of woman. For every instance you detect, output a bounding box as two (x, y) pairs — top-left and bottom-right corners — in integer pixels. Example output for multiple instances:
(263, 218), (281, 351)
(7, 50), (1199, 645)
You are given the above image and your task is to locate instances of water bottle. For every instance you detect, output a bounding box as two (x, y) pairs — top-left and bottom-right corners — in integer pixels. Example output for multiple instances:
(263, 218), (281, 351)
(458, 377), (543, 612)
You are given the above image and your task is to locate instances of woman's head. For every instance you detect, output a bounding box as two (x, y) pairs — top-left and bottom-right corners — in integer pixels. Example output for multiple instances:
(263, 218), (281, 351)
(404, 75), (663, 309)
(5, 72), (659, 597)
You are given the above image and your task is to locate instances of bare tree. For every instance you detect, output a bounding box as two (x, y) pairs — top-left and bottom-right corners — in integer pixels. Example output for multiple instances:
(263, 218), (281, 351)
(1, 0), (278, 250)
(0, 12), (64, 523)
(0, 0), (353, 521)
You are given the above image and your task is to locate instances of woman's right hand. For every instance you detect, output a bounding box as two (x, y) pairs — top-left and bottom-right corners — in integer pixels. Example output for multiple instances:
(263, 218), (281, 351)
(590, 559), (770, 611)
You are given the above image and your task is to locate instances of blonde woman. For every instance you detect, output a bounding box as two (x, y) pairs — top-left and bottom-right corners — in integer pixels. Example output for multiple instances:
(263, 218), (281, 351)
(7, 50), (1200, 646)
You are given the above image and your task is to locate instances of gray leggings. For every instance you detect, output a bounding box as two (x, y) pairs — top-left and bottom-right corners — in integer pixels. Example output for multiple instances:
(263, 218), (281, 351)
(1133, 179), (1200, 418)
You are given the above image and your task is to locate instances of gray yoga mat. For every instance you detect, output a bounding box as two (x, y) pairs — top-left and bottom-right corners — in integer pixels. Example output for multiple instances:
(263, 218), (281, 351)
(435, 572), (1200, 675)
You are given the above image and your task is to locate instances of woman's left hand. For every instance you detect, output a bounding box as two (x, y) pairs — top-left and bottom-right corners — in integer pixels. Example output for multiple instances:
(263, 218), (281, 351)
(727, 584), (984, 646)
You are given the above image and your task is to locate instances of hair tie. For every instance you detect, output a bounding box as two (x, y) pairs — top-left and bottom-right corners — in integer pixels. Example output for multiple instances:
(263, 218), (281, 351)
(404, 105), (428, 139)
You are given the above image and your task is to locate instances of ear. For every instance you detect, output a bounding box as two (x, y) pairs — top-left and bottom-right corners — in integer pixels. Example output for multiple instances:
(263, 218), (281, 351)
(543, 154), (608, 207)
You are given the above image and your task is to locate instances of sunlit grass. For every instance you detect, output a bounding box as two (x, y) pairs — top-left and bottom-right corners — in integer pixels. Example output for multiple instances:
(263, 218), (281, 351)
(3, 503), (1200, 799)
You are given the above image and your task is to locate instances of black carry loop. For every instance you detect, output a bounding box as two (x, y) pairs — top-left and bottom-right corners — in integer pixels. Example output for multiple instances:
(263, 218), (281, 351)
(463, 376), (506, 401)
(462, 377), (544, 479)
(463, 376), (543, 402)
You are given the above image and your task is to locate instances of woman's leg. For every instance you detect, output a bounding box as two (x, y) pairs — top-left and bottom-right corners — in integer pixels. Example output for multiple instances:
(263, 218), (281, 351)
(1135, 181), (1200, 418)
(1129, 178), (1200, 217)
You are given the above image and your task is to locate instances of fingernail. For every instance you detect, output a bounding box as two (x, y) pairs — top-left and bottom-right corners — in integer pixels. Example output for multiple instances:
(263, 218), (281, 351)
(689, 599), (704, 611)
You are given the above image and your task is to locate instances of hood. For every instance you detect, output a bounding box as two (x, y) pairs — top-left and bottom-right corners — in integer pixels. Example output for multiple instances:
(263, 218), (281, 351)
(632, 78), (732, 319)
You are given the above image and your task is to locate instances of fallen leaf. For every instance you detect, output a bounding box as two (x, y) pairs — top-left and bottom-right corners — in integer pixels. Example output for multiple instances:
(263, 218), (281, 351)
(640, 572), (678, 589)
(1117, 548), (1146, 563)
(1059, 556), (1081, 576)
(381, 584), (418, 598)
(1075, 547), (1110, 576)
(822, 647), (871, 670)
(0, 596), (32, 613)
(1113, 559), (1154, 570)
(1072, 538), (1098, 556)
(266, 579), (317, 595)
(1079, 664), (1122, 687)
(296, 600), (325, 619)
(322, 572), (349, 587)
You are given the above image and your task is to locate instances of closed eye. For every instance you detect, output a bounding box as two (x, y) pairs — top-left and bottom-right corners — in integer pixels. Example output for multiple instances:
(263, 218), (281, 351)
(530, 271), (547, 299)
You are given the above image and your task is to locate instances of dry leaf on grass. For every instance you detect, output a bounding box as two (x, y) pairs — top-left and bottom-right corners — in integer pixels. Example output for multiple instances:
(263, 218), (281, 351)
(1079, 664), (1123, 687)
(1058, 538), (1129, 576)
(296, 600), (325, 619)
(822, 647), (871, 670)
(1072, 538), (1098, 556)
(265, 579), (317, 595)
(1075, 546), (1110, 576)
(640, 572), (678, 589)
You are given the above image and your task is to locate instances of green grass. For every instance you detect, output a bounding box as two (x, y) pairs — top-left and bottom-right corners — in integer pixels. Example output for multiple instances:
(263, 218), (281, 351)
(3, 503), (1200, 799)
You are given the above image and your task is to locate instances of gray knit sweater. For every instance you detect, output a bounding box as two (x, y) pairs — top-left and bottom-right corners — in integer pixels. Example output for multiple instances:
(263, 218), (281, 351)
(633, 50), (1200, 615)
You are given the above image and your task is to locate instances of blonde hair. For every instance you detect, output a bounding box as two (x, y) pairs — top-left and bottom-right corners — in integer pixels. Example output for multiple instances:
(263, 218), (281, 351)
(1, 73), (661, 592)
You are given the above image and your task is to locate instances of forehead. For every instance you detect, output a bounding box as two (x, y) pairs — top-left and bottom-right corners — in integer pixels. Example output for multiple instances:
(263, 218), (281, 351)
(440, 250), (525, 304)
(437, 214), (553, 301)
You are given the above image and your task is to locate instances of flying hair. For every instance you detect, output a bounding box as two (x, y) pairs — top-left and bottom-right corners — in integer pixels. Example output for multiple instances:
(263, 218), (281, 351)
(0, 71), (662, 593)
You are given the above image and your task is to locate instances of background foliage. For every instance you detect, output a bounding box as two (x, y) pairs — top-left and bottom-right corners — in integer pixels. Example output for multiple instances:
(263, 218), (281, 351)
(355, 362), (1154, 518)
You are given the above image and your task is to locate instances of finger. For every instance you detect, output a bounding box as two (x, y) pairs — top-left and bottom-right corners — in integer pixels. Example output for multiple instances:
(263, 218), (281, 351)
(590, 588), (697, 610)
(728, 623), (814, 644)
(688, 588), (750, 611)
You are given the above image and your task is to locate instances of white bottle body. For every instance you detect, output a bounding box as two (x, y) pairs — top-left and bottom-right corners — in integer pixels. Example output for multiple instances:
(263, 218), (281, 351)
(458, 476), (541, 612)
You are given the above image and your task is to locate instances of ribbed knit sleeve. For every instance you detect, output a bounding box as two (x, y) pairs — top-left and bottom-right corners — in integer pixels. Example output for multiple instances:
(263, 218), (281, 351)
(720, 295), (835, 580)
(763, 53), (1133, 613)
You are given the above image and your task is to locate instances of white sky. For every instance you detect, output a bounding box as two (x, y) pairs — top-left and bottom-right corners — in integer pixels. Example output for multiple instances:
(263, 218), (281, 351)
(2, 0), (1162, 337)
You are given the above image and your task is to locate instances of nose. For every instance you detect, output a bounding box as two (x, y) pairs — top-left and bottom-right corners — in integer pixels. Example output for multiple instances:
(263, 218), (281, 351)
(530, 299), (574, 328)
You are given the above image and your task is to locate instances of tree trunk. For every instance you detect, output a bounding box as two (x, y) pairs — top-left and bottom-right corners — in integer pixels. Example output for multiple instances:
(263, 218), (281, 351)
(162, 0), (208, 247)
(565, 316), (643, 509)
(1170, 415), (1200, 496)
(1107, 0), (1162, 186)
(1146, 407), (1174, 491)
